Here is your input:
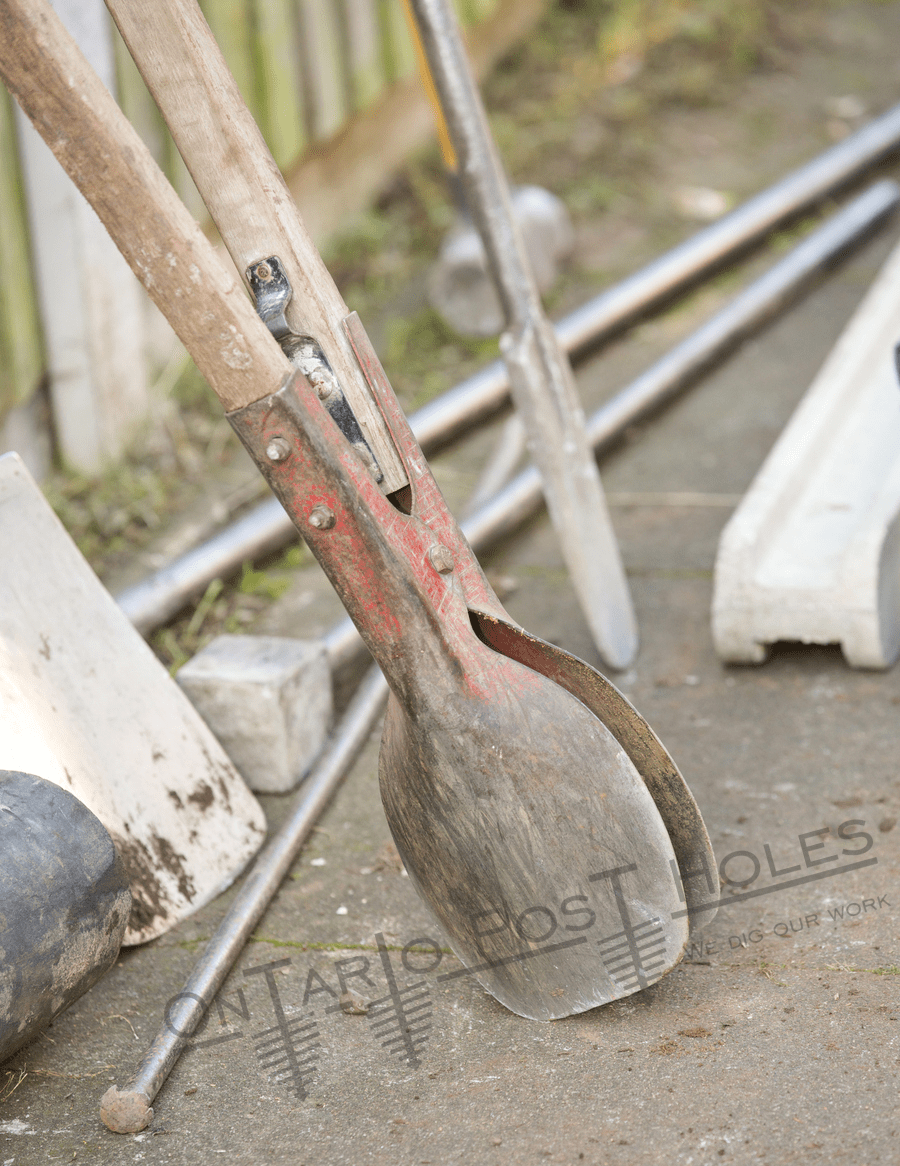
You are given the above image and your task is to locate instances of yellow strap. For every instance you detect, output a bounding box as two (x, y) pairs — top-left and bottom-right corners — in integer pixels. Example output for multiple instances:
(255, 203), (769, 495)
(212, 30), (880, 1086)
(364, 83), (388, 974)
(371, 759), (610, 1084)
(399, 0), (458, 172)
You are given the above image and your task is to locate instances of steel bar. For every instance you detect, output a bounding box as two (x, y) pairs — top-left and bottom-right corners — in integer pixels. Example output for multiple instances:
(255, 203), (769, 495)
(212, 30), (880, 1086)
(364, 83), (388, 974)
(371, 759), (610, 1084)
(466, 180), (900, 546)
(118, 499), (292, 634)
(100, 664), (389, 1133)
(116, 107), (900, 635)
(461, 412), (527, 517)
(411, 100), (900, 450)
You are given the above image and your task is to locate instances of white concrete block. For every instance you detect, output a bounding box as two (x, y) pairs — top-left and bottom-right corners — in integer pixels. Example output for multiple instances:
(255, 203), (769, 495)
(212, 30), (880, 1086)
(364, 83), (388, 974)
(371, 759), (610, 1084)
(177, 635), (333, 792)
(712, 235), (900, 669)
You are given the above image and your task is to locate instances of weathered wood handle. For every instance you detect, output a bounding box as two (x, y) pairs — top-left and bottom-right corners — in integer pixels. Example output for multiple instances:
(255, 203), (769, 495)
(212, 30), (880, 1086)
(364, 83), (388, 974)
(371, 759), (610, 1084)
(0, 0), (291, 413)
(103, 0), (407, 493)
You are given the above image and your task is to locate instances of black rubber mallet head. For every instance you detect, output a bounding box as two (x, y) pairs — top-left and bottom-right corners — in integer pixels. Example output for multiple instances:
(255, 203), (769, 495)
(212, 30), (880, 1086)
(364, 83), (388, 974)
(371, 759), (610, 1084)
(0, 771), (131, 1064)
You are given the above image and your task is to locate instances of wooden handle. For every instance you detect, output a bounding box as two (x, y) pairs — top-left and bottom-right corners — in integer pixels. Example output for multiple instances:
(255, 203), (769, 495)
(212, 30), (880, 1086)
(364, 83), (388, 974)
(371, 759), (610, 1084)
(0, 0), (291, 413)
(104, 0), (407, 493)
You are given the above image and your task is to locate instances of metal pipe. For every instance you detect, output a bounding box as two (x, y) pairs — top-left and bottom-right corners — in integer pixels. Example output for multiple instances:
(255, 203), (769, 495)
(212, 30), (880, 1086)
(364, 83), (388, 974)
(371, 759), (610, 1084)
(100, 663), (389, 1133)
(468, 179), (900, 545)
(324, 180), (900, 671)
(118, 104), (900, 633)
(411, 100), (900, 448)
(556, 108), (900, 360)
(462, 412), (526, 516)
(118, 498), (291, 634)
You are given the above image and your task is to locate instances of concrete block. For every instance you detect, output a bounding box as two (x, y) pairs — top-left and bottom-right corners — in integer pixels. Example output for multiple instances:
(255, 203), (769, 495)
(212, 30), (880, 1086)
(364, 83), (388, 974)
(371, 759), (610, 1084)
(177, 635), (333, 792)
(712, 236), (900, 669)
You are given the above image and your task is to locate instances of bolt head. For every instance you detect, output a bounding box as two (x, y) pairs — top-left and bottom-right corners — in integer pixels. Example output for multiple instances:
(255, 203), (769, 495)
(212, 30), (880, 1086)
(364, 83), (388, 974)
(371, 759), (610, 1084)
(308, 503), (336, 531)
(255, 261), (273, 282)
(428, 544), (454, 574)
(266, 436), (291, 462)
(309, 369), (333, 400)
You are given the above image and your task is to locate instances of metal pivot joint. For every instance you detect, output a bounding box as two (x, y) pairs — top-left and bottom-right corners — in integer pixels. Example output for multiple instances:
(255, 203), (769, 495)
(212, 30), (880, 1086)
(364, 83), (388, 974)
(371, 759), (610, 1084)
(247, 255), (385, 484)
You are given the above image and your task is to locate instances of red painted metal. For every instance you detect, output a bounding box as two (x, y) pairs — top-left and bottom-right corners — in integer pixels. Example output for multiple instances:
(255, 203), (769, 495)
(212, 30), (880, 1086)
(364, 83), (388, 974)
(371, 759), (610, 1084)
(228, 315), (714, 1021)
(228, 317), (536, 707)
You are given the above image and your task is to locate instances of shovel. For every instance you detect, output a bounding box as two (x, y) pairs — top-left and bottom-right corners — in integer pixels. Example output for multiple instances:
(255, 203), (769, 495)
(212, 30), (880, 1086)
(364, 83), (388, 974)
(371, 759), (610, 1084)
(404, 0), (639, 671)
(1, 0), (716, 1024)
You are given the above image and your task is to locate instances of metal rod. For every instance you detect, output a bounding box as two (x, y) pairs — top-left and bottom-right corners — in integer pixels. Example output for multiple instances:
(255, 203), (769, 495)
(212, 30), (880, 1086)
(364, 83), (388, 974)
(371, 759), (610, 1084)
(462, 412), (527, 517)
(411, 101), (900, 448)
(118, 499), (292, 634)
(406, 0), (638, 669)
(100, 664), (389, 1133)
(465, 180), (900, 547)
(116, 106), (900, 635)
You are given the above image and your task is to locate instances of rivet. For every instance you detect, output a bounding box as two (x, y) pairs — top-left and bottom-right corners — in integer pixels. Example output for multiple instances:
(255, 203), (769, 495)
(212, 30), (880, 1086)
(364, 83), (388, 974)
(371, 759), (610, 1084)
(428, 544), (454, 574)
(308, 504), (336, 531)
(266, 436), (291, 462)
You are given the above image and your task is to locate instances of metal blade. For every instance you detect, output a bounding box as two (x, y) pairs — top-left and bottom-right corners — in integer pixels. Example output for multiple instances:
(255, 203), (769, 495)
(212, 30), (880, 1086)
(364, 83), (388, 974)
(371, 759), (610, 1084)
(407, 0), (638, 669)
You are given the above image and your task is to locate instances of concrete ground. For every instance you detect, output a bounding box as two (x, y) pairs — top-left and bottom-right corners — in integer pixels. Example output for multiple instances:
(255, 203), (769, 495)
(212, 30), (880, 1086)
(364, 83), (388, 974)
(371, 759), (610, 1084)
(3, 206), (899, 1166)
(4, 7), (900, 1165)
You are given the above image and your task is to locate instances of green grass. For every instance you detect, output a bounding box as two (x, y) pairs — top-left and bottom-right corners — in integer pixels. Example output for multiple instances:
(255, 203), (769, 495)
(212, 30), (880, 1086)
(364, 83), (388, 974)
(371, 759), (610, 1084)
(150, 542), (307, 674)
(44, 353), (237, 577)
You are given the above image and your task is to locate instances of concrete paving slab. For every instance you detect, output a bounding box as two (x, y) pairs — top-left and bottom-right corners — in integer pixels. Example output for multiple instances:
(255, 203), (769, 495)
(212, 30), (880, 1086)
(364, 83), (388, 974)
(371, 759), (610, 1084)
(712, 234), (900, 668)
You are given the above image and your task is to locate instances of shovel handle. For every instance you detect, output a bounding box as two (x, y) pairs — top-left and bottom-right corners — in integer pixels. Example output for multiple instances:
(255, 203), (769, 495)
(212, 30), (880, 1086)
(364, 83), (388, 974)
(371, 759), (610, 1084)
(0, 0), (291, 412)
(0, 0), (506, 681)
(103, 0), (407, 494)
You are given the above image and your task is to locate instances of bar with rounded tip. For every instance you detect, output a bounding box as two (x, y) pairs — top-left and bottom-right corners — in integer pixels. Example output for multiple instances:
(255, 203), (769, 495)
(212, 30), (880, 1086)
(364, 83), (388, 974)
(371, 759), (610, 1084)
(99, 664), (389, 1133)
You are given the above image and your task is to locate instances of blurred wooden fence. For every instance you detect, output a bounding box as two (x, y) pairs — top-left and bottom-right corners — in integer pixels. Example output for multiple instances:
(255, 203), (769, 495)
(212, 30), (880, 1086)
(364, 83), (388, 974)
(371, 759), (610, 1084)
(0, 0), (534, 476)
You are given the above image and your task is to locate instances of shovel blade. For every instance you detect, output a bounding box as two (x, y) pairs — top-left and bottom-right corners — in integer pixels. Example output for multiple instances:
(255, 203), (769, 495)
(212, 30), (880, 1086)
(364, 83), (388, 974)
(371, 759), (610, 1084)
(379, 662), (689, 1021)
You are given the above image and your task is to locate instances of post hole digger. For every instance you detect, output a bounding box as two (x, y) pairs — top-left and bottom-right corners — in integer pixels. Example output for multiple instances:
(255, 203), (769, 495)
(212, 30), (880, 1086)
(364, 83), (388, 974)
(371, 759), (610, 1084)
(0, 0), (716, 1114)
